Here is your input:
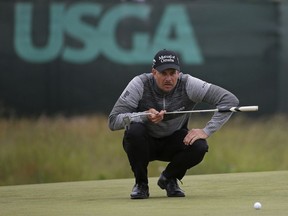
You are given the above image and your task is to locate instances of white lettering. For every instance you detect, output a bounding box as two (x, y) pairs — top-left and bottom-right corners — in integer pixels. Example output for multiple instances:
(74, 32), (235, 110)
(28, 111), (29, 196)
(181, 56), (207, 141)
(159, 55), (176, 63)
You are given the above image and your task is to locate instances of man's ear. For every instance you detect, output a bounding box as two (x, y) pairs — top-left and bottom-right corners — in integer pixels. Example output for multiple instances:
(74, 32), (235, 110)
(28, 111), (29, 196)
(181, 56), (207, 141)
(152, 68), (157, 76)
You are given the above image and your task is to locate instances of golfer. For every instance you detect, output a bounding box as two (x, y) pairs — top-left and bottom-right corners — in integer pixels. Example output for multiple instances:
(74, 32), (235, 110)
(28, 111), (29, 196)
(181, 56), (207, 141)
(108, 49), (239, 199)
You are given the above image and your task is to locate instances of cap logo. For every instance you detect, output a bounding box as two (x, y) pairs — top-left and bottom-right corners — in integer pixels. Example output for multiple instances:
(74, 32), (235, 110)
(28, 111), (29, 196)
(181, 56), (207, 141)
(159, 55), (176, 63)
(152, 50), (180, 71)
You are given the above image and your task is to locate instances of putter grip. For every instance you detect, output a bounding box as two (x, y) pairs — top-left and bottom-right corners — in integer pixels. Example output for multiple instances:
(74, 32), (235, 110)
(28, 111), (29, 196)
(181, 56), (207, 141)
(219, 106), (259, 112)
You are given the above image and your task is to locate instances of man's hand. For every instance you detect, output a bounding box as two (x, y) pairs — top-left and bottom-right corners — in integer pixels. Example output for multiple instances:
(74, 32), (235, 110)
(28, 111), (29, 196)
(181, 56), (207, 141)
(147, 108), (166, 124)
(183, 129), (208, 145)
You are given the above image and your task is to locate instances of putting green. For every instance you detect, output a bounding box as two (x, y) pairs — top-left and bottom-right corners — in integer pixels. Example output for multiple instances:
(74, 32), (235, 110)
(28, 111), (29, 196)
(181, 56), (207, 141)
(0, 171), (287, 216)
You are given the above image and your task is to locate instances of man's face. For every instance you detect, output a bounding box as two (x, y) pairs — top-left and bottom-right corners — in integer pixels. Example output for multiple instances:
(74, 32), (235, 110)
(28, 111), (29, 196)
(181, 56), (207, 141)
(152, 68), (179, 92)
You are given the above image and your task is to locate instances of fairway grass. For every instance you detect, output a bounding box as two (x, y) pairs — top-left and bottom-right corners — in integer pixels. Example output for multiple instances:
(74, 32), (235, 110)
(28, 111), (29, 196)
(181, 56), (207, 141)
(0, 171), (287, 216)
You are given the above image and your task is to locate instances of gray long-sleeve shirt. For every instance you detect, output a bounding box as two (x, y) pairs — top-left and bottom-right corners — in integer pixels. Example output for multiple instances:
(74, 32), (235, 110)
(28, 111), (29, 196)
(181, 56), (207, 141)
(109, 72), (239, 138)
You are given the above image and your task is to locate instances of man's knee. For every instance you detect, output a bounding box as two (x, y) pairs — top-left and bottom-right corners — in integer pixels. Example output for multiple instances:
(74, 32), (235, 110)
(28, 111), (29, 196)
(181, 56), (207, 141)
(190, 139), (209, 154)
(125, 123), (147, 139)
(183, 139), (208, 167)
(123, 123), (147, 152)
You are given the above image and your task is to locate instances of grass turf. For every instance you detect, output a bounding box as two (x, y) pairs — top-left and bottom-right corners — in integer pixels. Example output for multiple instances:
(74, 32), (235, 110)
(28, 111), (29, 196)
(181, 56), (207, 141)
(0, 170), (287, 216)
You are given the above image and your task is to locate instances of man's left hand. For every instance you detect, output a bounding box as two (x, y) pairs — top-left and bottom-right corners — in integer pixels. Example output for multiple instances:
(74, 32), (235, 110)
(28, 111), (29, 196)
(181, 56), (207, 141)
(183, 129), (208, 145)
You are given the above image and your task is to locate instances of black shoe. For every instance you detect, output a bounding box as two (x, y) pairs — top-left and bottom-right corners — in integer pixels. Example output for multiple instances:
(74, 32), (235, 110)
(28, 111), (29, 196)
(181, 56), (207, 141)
(157, 173), (185, 197)
(130, 183), (149, 199)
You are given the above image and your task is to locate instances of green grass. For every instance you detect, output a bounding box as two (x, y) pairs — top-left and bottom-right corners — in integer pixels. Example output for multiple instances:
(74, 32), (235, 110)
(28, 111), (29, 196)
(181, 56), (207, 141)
(0, 115), (288, 185)
(0, 171), (287, 216)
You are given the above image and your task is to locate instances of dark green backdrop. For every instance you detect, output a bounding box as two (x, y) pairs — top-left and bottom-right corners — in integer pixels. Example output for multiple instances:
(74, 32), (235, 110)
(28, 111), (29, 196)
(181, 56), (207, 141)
(0, 0), (287, 116)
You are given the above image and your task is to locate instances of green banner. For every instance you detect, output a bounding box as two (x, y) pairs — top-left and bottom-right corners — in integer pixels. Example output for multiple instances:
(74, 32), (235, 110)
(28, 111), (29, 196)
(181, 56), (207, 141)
(0, 0), (284, 116)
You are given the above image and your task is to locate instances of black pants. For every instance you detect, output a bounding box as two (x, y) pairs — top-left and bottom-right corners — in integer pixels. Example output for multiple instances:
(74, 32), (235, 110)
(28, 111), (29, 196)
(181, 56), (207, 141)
(123, 123), (209, 184)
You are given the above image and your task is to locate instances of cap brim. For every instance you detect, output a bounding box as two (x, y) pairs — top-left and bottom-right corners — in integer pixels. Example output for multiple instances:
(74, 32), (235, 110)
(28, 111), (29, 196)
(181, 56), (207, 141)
(155, 64), (180, 72)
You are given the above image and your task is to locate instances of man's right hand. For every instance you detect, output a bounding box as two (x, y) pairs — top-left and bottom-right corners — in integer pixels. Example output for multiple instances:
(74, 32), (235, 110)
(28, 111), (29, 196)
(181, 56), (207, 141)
(147, 108), (166, 124)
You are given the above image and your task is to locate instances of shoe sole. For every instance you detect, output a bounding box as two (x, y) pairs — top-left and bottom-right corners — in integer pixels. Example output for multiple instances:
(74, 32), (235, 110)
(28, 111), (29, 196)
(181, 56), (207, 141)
(130, 194), (149, 199)
(167, 193), (185, 197)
